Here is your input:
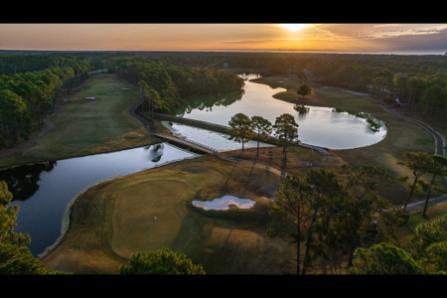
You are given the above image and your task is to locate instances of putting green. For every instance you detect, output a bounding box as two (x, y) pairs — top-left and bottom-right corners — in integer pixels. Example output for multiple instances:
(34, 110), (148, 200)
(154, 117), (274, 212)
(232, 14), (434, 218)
(42, 156), (295, 274)
(0, 74), (157, 169)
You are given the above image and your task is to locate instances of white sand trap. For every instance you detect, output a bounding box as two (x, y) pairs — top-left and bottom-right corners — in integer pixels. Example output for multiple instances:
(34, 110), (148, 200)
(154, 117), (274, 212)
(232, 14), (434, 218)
(192, 195), (256, 211)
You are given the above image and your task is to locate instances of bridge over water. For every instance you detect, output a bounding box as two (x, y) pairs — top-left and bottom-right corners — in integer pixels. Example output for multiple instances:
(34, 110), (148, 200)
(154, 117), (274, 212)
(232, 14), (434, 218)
(131, 99), (329, 155)
(151, 132), (218, 155)
(151, 112), (329, 155)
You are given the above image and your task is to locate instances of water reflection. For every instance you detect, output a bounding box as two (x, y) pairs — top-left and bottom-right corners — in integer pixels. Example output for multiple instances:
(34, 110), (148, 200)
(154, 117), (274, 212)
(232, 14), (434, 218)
(1, 143), (197, 255)
(177, 90), (244, 116)
(0, 161), (56, 201)
(294, 104), (310, 120)
(179, 74), (387, 150)
(147, 143), (164, 162)
(162, 121), (272, 152)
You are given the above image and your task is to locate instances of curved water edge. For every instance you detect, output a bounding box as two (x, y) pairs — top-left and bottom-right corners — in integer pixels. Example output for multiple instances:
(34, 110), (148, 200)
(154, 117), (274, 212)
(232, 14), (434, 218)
(37, 149), (200, 259)
(161, 121), (273, 152)
(177, 74), (388, 150)
(0, 141), (160, 172)
(5, 143), (198, 255)
(6, 73), (389, 258)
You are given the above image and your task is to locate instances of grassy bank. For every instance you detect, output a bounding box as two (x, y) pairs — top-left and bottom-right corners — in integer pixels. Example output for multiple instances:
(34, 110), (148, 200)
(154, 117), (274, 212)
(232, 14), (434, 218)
(0, 74), (158, 169)
(394, 203), (447, 249)
(42, 155), (297, 274)
(253, 76), (440, 204)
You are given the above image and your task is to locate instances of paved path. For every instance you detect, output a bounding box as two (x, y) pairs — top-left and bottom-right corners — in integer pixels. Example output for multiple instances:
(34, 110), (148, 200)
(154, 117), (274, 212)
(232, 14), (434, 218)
(151, 132), (218, 155)
(406, 193), (447, 214)
(217, 154), (282, 177)
(380, 101), (447, 213)
(132, 92), (447, 215)
(130, 103), (218, 154)
(152, 112), (330, 155)
(368, 95), (445, 156)
(411, 118), (445, 156)
(339, 87), (447, 214)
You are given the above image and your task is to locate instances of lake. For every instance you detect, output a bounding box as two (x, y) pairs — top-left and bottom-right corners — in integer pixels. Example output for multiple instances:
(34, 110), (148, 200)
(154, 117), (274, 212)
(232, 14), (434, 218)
(161, 121), (272, 152)
(1, 73), (388, 256)
(1, 143), (197, 255)
(177, 74), (387, 150)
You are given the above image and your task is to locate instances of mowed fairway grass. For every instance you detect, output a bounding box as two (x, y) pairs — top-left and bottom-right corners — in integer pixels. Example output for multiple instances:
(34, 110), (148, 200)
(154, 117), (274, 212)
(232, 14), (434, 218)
(42, 156), (294, 274)
(253, 76), (438, 204)
(0, 74), (157, 169)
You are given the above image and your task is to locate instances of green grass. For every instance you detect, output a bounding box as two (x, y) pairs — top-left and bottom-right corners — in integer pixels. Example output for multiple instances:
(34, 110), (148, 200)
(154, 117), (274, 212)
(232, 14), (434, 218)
(0, 74), (158, 169)
(253, 76), (439, 204)
(42, 156), (295, 274)
(395, 203), (447, 248)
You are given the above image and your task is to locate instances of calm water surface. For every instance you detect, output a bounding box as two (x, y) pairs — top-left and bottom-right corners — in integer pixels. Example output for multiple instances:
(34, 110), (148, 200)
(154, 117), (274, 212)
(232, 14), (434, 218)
(2, 74), (389, 256)
(2, 143), (197, 255)
(161, 121), (272, 152)
(178, 74), (387, 149)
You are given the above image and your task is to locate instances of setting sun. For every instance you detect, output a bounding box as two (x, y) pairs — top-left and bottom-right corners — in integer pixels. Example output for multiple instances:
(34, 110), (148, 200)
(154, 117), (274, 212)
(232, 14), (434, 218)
(278, 23), (310, 32)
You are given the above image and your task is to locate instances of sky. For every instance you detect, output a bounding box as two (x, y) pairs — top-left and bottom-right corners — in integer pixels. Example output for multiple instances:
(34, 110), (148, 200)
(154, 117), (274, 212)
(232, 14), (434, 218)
(1, 24), (447, 54)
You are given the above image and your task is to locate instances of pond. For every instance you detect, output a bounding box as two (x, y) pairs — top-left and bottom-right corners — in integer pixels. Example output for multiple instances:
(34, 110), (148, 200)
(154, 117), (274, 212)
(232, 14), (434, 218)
(1, 143), (197, 256)
(161, 121), (273, 152)
(192, 195), (256, 211)
(177, 74), (387, 150)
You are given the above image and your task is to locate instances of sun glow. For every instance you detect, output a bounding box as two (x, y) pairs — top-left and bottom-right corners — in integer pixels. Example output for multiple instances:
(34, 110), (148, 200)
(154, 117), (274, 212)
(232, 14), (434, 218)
(279, 24), (310, 32)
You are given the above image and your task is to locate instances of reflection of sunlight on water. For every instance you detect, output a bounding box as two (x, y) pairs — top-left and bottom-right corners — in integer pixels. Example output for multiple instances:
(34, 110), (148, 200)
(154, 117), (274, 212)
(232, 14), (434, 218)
(6, 143), (197, 256)
(192, 195), (256, 211)
(161, 121), (272, 152)
(181, 74), (388, 150)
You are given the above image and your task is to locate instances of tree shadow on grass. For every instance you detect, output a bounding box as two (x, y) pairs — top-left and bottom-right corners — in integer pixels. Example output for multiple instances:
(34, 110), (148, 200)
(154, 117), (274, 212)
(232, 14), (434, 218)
(168, 208), (293, 274)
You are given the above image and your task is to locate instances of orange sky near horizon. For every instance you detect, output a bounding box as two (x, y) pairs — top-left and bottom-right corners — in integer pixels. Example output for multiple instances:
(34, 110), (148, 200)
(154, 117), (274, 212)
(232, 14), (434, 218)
(0, 24), (446, 53)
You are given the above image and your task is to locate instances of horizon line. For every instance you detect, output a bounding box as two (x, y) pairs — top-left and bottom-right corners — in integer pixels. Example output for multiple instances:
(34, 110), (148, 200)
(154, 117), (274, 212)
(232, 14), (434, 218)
(0, 48), (445, 56)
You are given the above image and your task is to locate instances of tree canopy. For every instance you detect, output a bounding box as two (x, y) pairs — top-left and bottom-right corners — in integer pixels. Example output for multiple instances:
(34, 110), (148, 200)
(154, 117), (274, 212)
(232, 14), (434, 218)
(350, 243), (423, 274)
(228, 113), (254, 152)
(351, 216), (447, 274)
(297, 84), (311, 99)
(120, 248), (205, 275)
(0, 180), (49, 274)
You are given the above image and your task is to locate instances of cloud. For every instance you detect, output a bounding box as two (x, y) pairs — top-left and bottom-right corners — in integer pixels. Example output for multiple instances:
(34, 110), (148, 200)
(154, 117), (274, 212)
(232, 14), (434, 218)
(0, 24), (446, 53)
(373, 28), (447, 52)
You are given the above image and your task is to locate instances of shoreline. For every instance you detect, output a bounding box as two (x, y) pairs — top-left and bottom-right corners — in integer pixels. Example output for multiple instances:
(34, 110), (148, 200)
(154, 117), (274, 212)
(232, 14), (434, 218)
(38, 151), (202, 260)
(0, 74), (155, 170)
(0, 140), (161, 171)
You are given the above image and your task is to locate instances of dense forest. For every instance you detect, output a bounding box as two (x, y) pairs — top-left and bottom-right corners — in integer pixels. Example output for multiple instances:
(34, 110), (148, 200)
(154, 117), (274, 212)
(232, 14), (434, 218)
(151, 52), (447, 121)
(105, 56), (244, 113)
(143, 52), (447, 121)
(0, 55), (90, 148)
(0, 53), (244, 149)
(2, 52), (447, 149)
(209, 53), (447, 121)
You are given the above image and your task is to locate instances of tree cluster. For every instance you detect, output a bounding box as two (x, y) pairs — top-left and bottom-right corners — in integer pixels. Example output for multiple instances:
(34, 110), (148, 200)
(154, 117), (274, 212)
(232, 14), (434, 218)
(351, 216), (447, 274)
(269, 166), (397, 274)
(105, 57), (244, 114)
(0, 181), (49, 274)
(0, 56), (90, 148)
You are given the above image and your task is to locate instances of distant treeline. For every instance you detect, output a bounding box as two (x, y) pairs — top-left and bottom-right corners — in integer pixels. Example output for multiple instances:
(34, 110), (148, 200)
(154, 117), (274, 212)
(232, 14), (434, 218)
(104, 57), (244, 113)
(147, 52), (447, 120)
(0, 56), (90, 148)
(204, 53), (447, 120)
(0, 53), (245, 150)
(3, 52), (446, 149)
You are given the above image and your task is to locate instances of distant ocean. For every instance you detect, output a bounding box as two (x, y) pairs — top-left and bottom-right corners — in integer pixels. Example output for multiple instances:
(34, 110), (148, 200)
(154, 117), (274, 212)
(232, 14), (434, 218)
(0, 49), (445, 56)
